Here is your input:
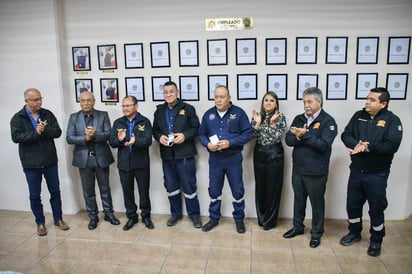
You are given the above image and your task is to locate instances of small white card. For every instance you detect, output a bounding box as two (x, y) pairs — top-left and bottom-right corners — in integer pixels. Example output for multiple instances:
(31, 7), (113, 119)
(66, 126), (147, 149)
(209, 134), (219, 145)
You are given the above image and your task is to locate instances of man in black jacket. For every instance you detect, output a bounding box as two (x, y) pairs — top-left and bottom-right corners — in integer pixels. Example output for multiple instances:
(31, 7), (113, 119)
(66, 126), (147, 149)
(153, 81), (202, 228)
(110, 96), (154, 230)
(10, 88), (69, 236)
(283, 87), (337, 248)
(340, 87), (403, 257)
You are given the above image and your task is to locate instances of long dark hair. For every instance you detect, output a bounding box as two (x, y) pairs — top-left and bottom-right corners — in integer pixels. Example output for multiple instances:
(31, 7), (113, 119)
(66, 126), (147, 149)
(260, 91), (279, 122)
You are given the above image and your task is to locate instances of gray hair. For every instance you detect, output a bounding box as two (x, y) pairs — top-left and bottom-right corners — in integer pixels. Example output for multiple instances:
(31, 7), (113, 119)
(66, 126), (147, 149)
(302, 87), (323, 106)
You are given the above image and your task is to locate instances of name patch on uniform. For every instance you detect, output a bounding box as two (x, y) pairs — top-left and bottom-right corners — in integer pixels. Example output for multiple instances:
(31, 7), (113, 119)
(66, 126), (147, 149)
(313, 122), (320, 129)
(209, 113), (216, 120)
(229, 114), (237, 120)
(376, 120), (386, 127)
(137, 124), (145, 131)
(179, 109), (185, 115)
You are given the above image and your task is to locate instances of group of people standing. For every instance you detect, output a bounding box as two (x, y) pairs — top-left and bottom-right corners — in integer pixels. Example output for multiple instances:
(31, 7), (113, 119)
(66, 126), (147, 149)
(10, 83), (402, 257)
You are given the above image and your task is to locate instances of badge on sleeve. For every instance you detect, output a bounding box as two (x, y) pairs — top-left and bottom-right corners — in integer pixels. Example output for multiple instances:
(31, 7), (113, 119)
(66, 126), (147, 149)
(329, 125), (335, 131)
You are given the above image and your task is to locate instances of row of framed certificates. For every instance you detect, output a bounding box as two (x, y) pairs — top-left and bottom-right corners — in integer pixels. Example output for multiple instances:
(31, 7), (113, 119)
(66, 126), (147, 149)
(72, 36), (411, 71)
(74, 72), (408, 103)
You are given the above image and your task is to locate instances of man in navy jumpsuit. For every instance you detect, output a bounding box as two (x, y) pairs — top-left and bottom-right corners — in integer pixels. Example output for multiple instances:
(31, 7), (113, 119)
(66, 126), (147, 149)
(340, 87), (403, 257)
(199, 85), (252, 233)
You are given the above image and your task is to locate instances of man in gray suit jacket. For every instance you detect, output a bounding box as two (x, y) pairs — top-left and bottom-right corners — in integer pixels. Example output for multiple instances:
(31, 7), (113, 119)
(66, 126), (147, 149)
(67, 92), (120, 230)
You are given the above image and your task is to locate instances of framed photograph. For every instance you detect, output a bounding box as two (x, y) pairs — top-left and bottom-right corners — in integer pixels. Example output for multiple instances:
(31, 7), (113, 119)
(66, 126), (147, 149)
(356, 37), (379, 64)
(267, 74), (288, 100)
(386, 73), (408, 100)
(179, 40), (199, 67)
(326, 74), (348, 100)
(266, 38), (287, 65)
(124, 43), (144, 69)
(97, 44), (117, 70)
(326, 37), (348, 64)
(297, 74), (318, 100)
(207, 39), (228, 65)
(74, 79), (93, 102)
(237, 74), (257, 100)
(151, 76), (171, 101)
(236, 38), (256, 65)
(356, 73), (378, 99)
(150, 42), (170, 68)
(296, 37), (318, 64)
(208, 74), (228, 100)
(387, 36), (411, 64)
(72, 46), (91, 71)
(100, 78), (119, 102)
(179, 76), (199, 101)
(125, 77), (145, 101)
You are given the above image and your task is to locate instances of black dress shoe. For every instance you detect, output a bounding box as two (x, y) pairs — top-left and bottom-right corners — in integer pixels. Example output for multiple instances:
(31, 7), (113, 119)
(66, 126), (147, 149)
(143, 218), (154, 229)
(166, 216), (182, 226)
(192, 218), (202, 229)
(235, 220), (246, 234)
(310, 238), (321, 248)
(88, 219), (98, 230)
(104, 214), (121, 225)
(283, 228), (304, 238)
(340, 233), (362, 246)
(123, 218), (138, 231)
(202, 219), (219, 232)
(367, 241), (381, 257)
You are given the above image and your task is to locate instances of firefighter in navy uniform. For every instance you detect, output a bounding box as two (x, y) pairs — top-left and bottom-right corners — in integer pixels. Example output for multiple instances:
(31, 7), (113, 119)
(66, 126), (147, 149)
(340, 87), (403, 257)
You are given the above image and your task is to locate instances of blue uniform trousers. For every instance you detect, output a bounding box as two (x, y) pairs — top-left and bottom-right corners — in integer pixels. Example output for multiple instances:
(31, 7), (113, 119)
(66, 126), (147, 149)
(208, 152), (245, 221)
(162, 157), (200, 220)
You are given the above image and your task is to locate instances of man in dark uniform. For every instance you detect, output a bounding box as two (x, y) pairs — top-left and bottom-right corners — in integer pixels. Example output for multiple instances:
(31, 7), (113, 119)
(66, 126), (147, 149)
(340, 87), (403, 257)
(283, 87), (337, 248)
(198, 85), (252, 233)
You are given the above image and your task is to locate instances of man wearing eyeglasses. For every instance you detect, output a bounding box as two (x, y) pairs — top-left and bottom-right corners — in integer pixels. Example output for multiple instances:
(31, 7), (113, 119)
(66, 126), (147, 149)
(11, 88), (70, 236)
(109, 96), (154, 230)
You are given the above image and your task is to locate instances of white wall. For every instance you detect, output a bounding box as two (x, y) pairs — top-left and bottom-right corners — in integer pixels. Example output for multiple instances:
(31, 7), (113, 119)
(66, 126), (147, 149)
(1, 0), (411, 220)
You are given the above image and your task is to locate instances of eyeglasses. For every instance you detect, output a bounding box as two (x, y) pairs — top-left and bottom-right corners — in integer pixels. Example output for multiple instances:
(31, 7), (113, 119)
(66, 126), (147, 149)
(27, 97), (43, 102)
(121, 104), (136, 108)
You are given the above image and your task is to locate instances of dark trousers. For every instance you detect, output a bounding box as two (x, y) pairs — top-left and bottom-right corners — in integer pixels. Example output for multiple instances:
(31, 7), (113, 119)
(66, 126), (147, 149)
(119, 167), (151, 220)
(78, 165), (114, 220)
(23, 164), (63, 225)
(162, 157), (200, 220)
(253, 143), (284, 229)
(208, 152), (245, 221)
(292, 172), (327, 239)
(346, 166), (389, 243)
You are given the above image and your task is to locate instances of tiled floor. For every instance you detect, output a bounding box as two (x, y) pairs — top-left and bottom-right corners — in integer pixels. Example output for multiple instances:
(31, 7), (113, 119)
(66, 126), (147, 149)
(0, 210), (411, 273)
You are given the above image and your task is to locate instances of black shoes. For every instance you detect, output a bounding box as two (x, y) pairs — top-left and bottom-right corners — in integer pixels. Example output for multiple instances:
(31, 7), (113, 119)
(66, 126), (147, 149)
(167, 216), (182, 227)
(202, 219), (219, 232)
(340, 233), (362, 246)
(123, 218), (138, 231)
(192, 218), (203, 229)
(88, 218), (99, 230)
(309, 238), (321, 248)
(104, 214), (121, 225)
(367, 242), (381, 257)
(235, 220), (246, 234)
(143, 218), (155, 229)
(283, 228), (304, 238)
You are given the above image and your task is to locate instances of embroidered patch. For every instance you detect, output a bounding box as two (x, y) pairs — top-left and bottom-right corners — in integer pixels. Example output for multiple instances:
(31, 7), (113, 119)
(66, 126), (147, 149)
(377, 120), (386, 127)
(229, 114), (237, 120)
(398, 125), (403, 131)
(137, 124), (145, 131)
(313, 122), (320, 129)
(209, 113), (216, 120)
(329, 125), (335, 131)
(179, 109), (185, 115)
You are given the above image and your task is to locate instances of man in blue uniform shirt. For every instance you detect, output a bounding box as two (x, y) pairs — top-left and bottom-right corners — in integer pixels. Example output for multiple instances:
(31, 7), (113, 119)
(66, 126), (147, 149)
(198, 85), (252, 233)
(340, 87), (403, 257)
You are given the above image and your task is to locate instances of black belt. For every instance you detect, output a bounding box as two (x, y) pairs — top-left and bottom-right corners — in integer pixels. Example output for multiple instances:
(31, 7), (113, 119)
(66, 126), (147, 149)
(88, 151), (96, 156)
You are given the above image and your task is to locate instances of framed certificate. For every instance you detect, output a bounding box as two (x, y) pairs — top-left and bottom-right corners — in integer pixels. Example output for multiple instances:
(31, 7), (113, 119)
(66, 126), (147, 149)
(237, 74), (257, 100)
(74, 78), (93, 102)
(296, 37), (317, 64)
(72, 46), (91, 71)
(266, 74), (287, 100)
(179, 75), (199, 101)
(151, 76), (171, 101)
(179, 40), (199, 67)
(100, 78), (119, 102)
(124, 43), (144, 69)
(125, 77), (145, 101)
(387, 36), (411, 64)
(97, 44), (117, 70)
(326, 74), (348, 100)
(236, 38), (256, 65)
(208, 74), (228, 100)
(386, 73), (408, 100)
(207, 39), (227, 65)
(356, 73), (378, 99)
(266, 38), (287, 65)
(150, 42), (170, 68)
(356, 37), (379, 64)
(326, 37), (348, 64)
(297, 74), (318, 99)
